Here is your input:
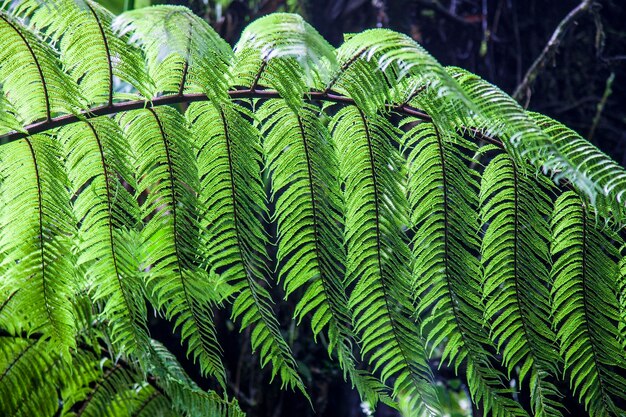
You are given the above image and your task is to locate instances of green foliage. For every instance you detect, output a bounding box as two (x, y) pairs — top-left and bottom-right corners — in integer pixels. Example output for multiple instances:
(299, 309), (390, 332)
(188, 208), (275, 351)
(1, 3), (626, 416)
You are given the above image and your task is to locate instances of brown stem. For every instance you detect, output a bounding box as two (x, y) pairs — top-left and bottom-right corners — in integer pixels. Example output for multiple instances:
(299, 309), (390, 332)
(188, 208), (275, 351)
(512, 0), (594, 106)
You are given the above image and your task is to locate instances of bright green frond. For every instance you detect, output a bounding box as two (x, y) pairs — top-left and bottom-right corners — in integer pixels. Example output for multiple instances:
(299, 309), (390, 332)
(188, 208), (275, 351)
(258, 99), (389, 405)
(147, 339), (245, 417)
(119, 106), (227, 387)
(58, 117), (149, 360)
(233, 13), (336, 109)
(480, 153), (563, 417)
(0, 11), (83, 124)
(187, 99), (306, 395)
(113, 5), (232, 100)
(404, 121), (528, 417)
(330, 30), (468, 115)
(13, 0), (154, 105)
(331, 107), (441, 416)
(448, 67), (626, 224)
(0, 135), (76, 357)
(550, 191), (626, 416)
(532, 112), (626, 225)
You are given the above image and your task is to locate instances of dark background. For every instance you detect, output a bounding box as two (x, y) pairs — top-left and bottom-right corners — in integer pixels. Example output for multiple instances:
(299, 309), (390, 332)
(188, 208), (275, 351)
(98, 1), (626, 416)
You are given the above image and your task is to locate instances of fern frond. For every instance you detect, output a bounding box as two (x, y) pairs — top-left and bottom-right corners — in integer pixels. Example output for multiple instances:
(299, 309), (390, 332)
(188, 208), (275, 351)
(187, 99), (306, 394)
(13, 0), (154, 105)
(479, 153), (563, 417)
(330, 107), (441, 416)
(113, 5), (231, 100)
(118, 106), (226, 387)
(329, 30), (468, 115)
(0, 11), (83, 124)
(147, 339), (245, 417)
(258, 99), (389, 404)
(550, 191), (626, 416)
(58, 117), (149, 360)
(233, 13), (336, 109)
(404, 121), (528, 417)
(531, 112), (626, 224)
(0, 135), (76, 357)
(448, 67), (626, 224)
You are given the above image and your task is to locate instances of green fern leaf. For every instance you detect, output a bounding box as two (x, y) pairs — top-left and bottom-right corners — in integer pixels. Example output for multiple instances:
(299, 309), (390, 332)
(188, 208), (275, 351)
(0, 11), (83, 124)
(0, 136), (76, 357)
(119, 106), (226, 387)
(187, 100), (306, 395)
(404, 121), (528, 417)
(13, 0), (154, 105)
(58, 117), (150, 359)
(550, 191), (626, 416)
(480, 153), (563, 417)
(113, 5), (232, 100)
(233, 13), (336, 109)
(331, 107), (441, 416)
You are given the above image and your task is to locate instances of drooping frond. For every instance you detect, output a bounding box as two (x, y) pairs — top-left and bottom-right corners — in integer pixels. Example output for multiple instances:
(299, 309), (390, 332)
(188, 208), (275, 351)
(258, 99), (389, 404)
(404, 121), (528, 417)
(1, 6), (626, 416)
(550, 191), (626, 416)
(12, 0), (153, 105)
(331, 106), (440, 416)
(57, 117), (149, 359)
(187, 100), (306, 395)
(0, 332), (241, 417)
(147, 339), (245, 417)
(118, 106), (226, 386)
(113, 5), (232, 100)
(479, 153), (563, 417)
(449, 67), (626, 224)
(531, 112), (626, 224)
(0, 11), (83, 124)
(0, 135), (76, 357)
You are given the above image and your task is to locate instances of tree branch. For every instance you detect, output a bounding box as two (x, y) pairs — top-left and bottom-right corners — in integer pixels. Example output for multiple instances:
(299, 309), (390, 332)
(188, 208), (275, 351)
(512, 0), (595, 107)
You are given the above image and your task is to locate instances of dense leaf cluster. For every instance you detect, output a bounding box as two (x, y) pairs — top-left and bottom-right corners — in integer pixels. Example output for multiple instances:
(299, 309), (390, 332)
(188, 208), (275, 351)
(1, 1), (626, 416)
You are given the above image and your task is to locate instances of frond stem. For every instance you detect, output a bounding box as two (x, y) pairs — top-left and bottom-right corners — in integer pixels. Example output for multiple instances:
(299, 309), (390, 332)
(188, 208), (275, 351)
(0, 90), (431, 143)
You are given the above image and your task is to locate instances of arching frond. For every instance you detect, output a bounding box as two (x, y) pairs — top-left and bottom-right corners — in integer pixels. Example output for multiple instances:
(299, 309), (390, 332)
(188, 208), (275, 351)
(0, 11), (83, 124)
(13, 0), (153, 105)
(479, 153), (563, 417)
(113, 5), (232, 100)
(233, 13), (336, 109)
(532, 112), (626, 224)
(187, 100), (306, 395)
(550, 191), (626, 416)
(0, 135), (76, 357)
(118, 106), (226, 387)
(329, 30), (469, 115)
(404, 121), (528, 417)
(0, 7), (625, 417)
(449, 67), (626, 224)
